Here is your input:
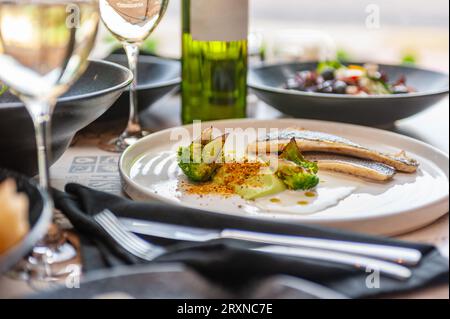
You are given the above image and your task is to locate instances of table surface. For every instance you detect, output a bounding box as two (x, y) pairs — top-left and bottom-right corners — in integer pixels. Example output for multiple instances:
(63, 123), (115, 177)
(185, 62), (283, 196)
(1, 95), (448, 299)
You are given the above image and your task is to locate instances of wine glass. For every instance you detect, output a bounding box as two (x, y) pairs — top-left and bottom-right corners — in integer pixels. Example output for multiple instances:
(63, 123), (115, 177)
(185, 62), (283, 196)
(98, 0), (169, 152)
(0, 0), (99, 282)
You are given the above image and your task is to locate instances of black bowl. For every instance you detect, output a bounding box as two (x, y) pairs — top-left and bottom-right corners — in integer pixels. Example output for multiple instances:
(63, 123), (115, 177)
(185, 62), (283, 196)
(0, 60), (133, 176)
(96, 54), (181, 121)
(249, 62), (449, 127)
(0, 169), (52, 274)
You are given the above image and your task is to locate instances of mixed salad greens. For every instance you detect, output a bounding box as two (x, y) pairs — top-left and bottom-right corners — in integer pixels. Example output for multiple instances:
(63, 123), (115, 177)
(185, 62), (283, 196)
(285, 61), (415, 95)
(178, 130), (319, 200)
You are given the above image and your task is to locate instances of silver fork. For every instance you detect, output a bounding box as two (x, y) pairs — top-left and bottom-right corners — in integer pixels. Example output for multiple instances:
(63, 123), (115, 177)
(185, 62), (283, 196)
(94, 210), (166, 261)
(94, 210), (412, 280)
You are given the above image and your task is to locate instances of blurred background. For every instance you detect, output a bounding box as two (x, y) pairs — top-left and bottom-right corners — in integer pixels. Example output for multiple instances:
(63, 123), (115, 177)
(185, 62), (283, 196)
(96, 0), (449, 72)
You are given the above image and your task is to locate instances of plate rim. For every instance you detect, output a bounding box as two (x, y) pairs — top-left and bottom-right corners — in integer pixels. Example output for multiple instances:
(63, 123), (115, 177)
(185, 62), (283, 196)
(119, 118), (449, 231)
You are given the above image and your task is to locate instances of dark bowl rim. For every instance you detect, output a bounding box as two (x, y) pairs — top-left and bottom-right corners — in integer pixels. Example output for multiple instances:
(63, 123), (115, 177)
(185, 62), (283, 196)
(0, 59), (134, 109)
(106, 54), (182, 91)
(248, 61), (450, 100)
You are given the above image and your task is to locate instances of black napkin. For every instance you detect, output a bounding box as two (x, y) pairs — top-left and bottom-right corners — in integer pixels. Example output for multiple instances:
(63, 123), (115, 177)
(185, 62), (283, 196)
(54, 183), (449, 299)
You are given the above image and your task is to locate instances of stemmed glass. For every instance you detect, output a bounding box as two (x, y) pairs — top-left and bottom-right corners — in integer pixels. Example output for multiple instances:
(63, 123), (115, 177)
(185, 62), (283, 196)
(98, 0), (169, 152)
(0, 0), (99, 282)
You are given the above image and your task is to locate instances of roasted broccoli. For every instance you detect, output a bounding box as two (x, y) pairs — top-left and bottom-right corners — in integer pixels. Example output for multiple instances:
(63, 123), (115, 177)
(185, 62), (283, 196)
(277, 139), (319, 190)
(196, 127), (214, 146)
(177, 130), (227, 182)
(177, 151), (217, 182)
(280, 138), (318, 174)
(275, 159), (320, 190)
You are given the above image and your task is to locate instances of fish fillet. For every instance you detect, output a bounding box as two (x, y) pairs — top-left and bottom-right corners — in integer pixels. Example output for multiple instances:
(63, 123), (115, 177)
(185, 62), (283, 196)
(304, 153), (396, 182)
(248, 129), (419, 173)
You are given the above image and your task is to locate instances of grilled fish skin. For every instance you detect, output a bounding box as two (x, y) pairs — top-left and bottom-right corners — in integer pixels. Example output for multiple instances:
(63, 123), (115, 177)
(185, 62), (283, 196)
(304, 153), (396, 182)
(248, 129), (419, 173)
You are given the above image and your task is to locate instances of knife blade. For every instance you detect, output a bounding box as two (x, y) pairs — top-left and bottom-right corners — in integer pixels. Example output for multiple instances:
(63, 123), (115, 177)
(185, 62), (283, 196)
(257, 246), (412, 281)
(119, 218), (422, 266)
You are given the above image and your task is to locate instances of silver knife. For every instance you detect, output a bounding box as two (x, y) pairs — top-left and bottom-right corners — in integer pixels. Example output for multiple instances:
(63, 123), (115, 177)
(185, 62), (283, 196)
(257, 246), (412, 280)
(120, 218), (422, 266)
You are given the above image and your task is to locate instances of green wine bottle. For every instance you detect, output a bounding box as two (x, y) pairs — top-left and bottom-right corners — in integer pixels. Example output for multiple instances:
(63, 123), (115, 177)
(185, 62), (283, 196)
(181, 0), (248, 124)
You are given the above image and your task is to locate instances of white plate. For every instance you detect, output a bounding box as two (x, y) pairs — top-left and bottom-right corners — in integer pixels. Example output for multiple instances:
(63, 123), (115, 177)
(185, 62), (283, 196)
(120, 119), (449, 236)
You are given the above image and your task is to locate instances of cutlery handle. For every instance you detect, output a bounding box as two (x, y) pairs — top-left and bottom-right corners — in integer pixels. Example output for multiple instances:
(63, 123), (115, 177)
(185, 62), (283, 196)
(221, 229), (422, 266)
(255, 246), (412, 280)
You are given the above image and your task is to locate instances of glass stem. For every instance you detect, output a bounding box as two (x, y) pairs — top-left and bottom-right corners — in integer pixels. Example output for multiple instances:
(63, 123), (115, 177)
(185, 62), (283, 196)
(123, 42), (141, 136)
(28, 100), (52, 191)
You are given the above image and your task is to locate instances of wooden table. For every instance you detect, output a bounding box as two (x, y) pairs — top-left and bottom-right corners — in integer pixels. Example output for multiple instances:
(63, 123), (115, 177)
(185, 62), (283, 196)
(1, 96), (448, 299)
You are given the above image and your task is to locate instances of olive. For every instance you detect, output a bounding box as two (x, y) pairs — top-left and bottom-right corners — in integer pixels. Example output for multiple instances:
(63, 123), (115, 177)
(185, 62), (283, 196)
(321, 68), (335, 81)
(318, 80), (334, 93)
(297, 71), (317, 87)
(379, 72), (389, 83)
(333, 80), (348, 94)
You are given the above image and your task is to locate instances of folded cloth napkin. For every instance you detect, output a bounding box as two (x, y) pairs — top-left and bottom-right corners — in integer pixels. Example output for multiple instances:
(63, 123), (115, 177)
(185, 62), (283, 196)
(54, 183), (449, 299)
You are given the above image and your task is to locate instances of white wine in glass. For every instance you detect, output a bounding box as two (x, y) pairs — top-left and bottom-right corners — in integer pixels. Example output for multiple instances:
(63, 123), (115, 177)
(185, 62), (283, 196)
(99, 0), (169, 152)
(0, 0), (99, 283)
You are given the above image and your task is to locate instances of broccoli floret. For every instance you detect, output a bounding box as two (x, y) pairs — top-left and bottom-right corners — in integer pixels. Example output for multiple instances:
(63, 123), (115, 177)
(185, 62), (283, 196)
(275, 159), (319, 190)
(179, 164), (217, 182)
(177, 132), (227, 182)
(196, 127), (214, 146)
(280, 138), (318, 174)
(177, 145), (219, 182)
